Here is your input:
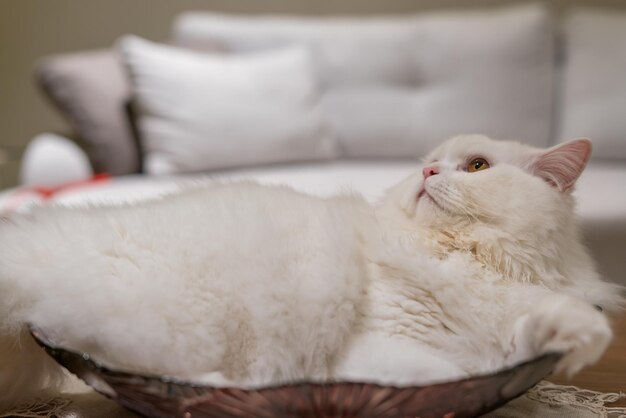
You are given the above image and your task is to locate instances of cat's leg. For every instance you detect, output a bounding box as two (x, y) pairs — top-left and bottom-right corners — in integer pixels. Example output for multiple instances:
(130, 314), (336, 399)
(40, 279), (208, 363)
(334, 332), (465, 385)
(506, 292), (612, 376)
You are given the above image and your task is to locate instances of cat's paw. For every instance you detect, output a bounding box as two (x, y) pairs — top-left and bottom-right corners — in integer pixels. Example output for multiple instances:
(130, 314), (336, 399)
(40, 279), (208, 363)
(526, 296), (612, 377)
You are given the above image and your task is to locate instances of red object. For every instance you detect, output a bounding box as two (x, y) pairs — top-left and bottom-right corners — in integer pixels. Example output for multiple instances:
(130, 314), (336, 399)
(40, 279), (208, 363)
(30, 173), (112, 200)
(0, 173), (111, 215)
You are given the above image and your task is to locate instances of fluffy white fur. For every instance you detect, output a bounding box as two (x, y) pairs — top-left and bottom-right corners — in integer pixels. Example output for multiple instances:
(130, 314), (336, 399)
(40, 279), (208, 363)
(0, 135), (622, 410)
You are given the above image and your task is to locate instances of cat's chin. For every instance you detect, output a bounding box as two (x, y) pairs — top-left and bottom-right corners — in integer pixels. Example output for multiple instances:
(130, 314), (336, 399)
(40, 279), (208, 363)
(414, 196), (468, 238)
(416, 192), (448, 220)
(416, 190), (436, 207)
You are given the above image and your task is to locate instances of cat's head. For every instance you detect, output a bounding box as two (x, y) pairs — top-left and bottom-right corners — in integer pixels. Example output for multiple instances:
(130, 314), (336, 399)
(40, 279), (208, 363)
(399, 134), (590, 229)
(383, 135), (623, 310)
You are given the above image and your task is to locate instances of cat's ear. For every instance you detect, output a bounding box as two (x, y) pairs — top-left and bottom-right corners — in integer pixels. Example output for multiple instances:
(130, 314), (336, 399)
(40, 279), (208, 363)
(530, 138), (592, 192)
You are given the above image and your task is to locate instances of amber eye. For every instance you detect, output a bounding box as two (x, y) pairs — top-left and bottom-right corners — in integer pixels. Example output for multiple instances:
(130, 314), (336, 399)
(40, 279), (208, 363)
(468, 158), (490, 172)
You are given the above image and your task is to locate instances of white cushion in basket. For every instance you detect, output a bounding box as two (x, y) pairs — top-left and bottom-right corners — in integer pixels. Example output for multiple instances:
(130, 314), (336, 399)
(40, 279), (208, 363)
(118, 36), (336, 175)
(172, 4), (554, 157)
(559, 9), (626, 160)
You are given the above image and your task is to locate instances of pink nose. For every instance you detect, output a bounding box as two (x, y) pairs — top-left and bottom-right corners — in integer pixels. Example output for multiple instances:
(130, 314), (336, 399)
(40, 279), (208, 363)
(422, 165), (440, 179)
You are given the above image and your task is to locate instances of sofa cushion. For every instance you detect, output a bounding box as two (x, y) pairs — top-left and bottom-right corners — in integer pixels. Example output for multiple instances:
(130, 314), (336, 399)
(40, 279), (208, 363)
(36, 50), (140, 175)
(118, 36), (336, 175)
(173, 4), (555, 158)
(559, 8), (626, 160)
(572, 163), (626, 286)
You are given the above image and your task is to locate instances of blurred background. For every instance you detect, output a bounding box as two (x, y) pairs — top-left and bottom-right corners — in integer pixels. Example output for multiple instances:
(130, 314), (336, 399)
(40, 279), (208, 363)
(1, 0), (626, 188)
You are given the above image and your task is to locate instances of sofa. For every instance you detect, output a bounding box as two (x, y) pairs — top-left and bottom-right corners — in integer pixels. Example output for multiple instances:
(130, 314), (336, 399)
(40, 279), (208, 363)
(2, 3), (625, 287)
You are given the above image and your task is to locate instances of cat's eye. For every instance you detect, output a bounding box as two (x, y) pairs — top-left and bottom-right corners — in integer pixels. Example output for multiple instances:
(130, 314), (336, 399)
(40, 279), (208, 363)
(467, 158), (490, 173)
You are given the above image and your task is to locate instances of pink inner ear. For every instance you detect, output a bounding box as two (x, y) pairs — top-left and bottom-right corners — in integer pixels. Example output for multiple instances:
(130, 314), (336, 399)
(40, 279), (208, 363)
(531, 139), (592, 192)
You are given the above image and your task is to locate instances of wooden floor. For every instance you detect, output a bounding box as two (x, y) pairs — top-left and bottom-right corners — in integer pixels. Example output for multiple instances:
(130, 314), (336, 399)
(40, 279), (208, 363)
(548, 311), (626, 406)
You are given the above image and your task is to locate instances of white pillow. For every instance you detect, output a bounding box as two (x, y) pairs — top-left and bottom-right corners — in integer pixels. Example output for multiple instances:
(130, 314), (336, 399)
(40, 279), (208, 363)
(118, 36), (336, 175)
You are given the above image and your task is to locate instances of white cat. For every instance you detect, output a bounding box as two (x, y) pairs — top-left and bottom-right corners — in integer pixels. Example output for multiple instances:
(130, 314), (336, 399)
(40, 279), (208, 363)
(0, 135), (622, 410)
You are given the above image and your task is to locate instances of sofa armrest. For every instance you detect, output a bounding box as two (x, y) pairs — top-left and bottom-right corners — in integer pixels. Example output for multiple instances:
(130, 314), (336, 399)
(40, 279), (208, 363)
(19, 133), (93, 186)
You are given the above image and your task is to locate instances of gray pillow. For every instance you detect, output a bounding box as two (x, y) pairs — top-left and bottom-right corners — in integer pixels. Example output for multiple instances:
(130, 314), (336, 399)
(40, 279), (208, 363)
(173, 4), (555, 157)
(559, 9), (626, 160)
(36, 50), (141, 174)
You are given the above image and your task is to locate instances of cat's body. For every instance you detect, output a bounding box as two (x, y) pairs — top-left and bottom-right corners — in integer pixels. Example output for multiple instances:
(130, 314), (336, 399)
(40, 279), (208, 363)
(0, 135), (622, 409)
